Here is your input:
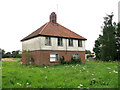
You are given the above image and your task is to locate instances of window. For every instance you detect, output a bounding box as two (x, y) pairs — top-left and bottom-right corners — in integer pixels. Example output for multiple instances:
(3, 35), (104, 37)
(78, 40), (82, 47)
(69, 39), (73, 46)
(50, 53), (59, 62)
(45, 37), (51, 46)
(73, 54), (79, 59)
(58, 38), (63, 46)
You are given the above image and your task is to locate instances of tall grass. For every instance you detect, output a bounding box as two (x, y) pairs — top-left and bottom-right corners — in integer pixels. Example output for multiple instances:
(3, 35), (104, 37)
(2, 60), (118, 88)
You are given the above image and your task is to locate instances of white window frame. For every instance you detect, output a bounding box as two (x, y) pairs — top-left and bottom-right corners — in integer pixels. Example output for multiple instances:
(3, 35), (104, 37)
(73, 53), (79, 59)
(58, 38), (63, 46)
(78, 40), (82, 47)
(68, 39), (73, 46)
(45, 37), (51, 46)
(50, 53), (59, 62)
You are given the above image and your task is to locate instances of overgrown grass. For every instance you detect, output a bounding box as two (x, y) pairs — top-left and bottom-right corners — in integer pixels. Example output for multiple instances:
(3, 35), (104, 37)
(2, 60), (118, 88)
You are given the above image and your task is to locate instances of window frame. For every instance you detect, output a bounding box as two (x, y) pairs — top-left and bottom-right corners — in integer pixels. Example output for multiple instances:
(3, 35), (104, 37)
(78, 40), (82, 47)
(72, 53), (80, 59)
(68, 38), (73, 46)
(58, 38), (63, 46)
(45, 37), (51, 46)
(50, 53), (59, 62)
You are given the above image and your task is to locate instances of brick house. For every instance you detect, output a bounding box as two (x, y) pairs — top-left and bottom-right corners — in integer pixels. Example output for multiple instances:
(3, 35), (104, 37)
(21, 12), (87, 65)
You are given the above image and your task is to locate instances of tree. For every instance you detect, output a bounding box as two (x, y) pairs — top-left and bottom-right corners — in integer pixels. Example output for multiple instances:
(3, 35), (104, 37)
(85, 50), (91, 54)
(115, 22), (120, 60)
(100, 13), (117, 61)
(93, 35), (101, 60)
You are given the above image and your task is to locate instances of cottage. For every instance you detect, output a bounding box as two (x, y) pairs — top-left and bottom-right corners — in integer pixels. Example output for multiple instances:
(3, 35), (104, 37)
(21, 12), (87, 65)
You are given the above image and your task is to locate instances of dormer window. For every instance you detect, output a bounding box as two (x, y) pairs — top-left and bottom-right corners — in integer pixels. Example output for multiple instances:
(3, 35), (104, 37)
(45, 37), (51, 46)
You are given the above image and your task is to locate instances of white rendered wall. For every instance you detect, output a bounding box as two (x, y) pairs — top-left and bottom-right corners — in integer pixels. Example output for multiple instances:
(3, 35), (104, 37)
(22, 37), (41, 51)
(22, 36), (85, 51)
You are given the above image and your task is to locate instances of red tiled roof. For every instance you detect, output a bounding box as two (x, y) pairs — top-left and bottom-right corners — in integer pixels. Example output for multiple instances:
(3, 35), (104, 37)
(21, 22), (87, 41)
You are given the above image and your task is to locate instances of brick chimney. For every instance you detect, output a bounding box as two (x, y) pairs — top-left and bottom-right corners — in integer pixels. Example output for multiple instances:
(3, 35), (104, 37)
(50, 12), (57, 23)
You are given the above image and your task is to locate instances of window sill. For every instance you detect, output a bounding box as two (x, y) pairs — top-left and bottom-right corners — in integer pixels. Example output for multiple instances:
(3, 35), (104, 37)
(50, 61), (59, 63)
(58, 45), (63, 47)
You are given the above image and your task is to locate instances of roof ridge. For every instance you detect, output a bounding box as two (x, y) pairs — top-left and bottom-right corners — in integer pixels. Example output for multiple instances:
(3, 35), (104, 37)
(39, 22), (49, 34)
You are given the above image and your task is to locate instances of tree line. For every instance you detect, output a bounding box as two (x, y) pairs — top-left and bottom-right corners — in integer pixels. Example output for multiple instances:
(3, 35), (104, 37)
(2, 50), (22, 58)
(93, 13), (120, 61)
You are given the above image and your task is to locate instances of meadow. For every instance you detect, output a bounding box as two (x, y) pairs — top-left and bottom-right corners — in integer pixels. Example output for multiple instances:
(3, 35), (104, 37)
(2, 59), (119, 88)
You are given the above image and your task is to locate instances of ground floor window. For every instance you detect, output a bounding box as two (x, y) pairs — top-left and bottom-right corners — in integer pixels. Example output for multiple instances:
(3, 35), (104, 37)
(50, 53), (59, 62)
(72, 53), (79, 59)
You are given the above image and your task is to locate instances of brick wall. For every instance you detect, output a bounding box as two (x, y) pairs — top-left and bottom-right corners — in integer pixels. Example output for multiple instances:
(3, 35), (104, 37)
(22, 50), (85, 65)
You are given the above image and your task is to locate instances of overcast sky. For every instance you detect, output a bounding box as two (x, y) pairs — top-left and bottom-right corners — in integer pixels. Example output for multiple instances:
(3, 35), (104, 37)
(0, 0), (119, 52)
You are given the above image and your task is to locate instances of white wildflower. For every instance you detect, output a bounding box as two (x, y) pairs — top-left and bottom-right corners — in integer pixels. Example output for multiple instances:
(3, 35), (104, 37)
(113, 70), (118, 73)
(80, 84), (83, 87)
(92, 74), (94, 75)
(44, 66), (46, 68)
(26, 83), (29, 85)
(107, 67), (111, 69)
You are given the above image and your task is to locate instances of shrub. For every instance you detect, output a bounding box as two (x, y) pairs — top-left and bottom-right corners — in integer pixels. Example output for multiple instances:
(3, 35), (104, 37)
(60, 56), (65, 64)
(70, 56), (81, 64)
(60, 56), (81, 64)
(22, 50), (34, 65)
(87, 54), (94, 59)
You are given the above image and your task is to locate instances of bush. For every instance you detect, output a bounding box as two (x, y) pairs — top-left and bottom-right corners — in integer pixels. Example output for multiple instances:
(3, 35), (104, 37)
(22, 50), (34, 65)
(87, 54), (94, 59)
(60, 56), (81, 64)
(60, 56), (65, 64)
(70, 57), (81, 64)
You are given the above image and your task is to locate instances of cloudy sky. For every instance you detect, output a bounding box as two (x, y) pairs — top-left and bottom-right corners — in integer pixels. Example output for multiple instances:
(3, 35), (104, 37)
(0, 0), (119, 52)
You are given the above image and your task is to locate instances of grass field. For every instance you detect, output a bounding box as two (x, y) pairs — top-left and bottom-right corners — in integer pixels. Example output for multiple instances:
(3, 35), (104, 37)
(2, 59), (119, 88)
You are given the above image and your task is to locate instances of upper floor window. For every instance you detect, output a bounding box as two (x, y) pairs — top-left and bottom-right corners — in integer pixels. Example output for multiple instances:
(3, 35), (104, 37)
(45, 37), (51, 46)
(69, 39), (73, 46)
(78, 40), (82, 47)
(58, 38), (63, 46)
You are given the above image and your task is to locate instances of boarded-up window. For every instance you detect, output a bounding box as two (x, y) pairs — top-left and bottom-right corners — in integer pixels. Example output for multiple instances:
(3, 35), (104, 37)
(45, 37), (51, 46)
(50, 53), (59, 62)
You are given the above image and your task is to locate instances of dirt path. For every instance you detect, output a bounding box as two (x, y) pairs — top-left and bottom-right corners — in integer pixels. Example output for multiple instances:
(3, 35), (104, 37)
(1, 58), (17, 61)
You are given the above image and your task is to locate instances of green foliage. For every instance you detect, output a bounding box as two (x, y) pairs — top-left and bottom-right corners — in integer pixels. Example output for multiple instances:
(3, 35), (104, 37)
(22, 50), (34, 65)
(87, 55), (94, 59)
(100, 13), (117, 61)
(70, 56), (81, 64)
(115, 22), (120, 60)
(60, 56), (65, 64)
(93, 36), (101, 60)
(60, 56), (81, 64)
(2, 60), (118, 88)
(93, 13), (118, 61)
(2, 49), (21, 58)
(85, 50), (91, 54)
